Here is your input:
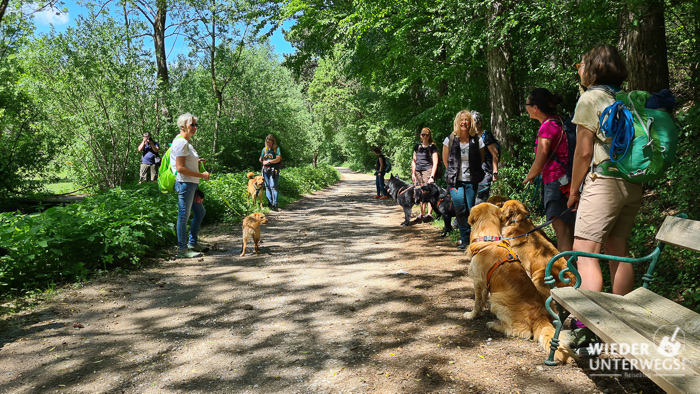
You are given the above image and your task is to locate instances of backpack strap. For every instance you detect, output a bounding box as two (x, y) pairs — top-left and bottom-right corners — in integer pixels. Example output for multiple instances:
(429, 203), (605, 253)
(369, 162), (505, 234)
(541, 118), (566, 168)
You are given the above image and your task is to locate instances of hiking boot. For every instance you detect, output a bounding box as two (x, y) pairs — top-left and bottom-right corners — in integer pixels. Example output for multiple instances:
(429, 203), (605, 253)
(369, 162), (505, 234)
(570, 327), (598, 349)
(188, 243), (210, 253)
(457, 242), (467, 250)
(177, 249), (203, 259)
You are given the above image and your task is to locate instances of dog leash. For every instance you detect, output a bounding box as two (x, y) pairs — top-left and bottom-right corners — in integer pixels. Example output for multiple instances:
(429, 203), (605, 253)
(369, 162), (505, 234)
(501, 205), (575, 241)
(199, 162), (244, 217)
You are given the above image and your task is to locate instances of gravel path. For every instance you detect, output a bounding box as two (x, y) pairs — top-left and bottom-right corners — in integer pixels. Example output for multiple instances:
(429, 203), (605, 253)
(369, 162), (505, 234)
(0, 168), (653, 393)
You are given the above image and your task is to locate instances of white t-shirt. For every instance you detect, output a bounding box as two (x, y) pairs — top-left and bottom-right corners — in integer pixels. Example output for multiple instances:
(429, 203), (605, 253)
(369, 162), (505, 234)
(170, 136), (201, 184)
(443, 135), (485, 182)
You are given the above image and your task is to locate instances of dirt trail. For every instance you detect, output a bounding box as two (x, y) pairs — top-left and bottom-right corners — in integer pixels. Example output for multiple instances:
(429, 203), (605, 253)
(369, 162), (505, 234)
(0, 169), (640, 393)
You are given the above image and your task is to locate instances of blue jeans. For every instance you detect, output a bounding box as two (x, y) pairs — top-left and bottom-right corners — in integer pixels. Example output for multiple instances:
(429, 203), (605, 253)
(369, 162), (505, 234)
(449, 181), (477, 244)
(263, 169), (279, 206)
(175, 181), (206, 250)
(375, 172), (387, 196)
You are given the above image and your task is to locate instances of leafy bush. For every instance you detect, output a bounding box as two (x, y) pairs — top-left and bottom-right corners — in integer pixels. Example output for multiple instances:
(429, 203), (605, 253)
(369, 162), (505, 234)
(0, 186), (176, 294)
(0, 165), (340, 295)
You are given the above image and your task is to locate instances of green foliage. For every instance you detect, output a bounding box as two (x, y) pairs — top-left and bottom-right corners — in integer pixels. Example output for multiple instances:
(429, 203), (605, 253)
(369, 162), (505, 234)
(0, 186), (177, 294)
(0, 165), (340, 296)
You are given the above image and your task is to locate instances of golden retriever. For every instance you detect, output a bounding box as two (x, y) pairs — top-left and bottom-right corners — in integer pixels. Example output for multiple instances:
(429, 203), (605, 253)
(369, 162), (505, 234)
(247, 172), (265, 209)
(500, 200), (577, 303)
(466, 240), (573, 362)
(240, 212), (268, 256)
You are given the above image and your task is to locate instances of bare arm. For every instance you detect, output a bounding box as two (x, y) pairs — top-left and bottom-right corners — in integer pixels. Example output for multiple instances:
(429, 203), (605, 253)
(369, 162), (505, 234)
(430, 151), (439, 179)
(411, 151), (417, 182)
(442, 145), (449, 169)
(524, 138), (552, 184)
(176, 156), (210, 180)
(487, 144), (499, 179)
(567, 125), (595, 210)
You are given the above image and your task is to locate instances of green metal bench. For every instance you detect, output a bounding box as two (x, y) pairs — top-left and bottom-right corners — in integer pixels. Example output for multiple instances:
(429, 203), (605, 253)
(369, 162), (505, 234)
(543, 214), (700, 393)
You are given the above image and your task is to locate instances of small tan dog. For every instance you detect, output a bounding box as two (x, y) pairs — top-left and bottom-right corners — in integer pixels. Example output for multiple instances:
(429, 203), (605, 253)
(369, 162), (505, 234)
(500, 200), (577, 303)
(465, 204), (573, 363)
(240, 212), (268, 256)
(247, 172), (265, 209)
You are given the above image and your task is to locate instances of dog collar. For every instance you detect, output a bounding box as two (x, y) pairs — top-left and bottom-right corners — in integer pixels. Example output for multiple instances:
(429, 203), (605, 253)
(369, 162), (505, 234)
(473, 235), (502, 243)
(509, 215), (530, 224)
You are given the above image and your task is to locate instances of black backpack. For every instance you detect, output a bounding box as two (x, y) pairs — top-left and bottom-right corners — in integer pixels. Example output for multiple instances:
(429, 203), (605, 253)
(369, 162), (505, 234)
(544, 116), (576, 178)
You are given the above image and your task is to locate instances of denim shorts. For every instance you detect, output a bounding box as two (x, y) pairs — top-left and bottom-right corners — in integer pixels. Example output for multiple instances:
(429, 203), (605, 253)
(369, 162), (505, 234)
(543, 178), (575, 224)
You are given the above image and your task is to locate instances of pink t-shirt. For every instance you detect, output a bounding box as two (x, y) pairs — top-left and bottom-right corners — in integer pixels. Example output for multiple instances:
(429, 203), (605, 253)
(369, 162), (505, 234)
(534, 116), (568, 183)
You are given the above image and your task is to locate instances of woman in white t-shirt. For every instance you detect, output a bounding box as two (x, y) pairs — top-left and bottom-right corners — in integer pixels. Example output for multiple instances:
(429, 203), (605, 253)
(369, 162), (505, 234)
(171, 113), (211, 259)
(442, 110), (485, 249)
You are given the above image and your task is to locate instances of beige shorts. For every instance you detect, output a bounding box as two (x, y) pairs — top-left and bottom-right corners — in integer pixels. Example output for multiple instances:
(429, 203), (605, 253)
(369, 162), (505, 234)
(414, 169), (433, 186)
(574, 173), (643, 244)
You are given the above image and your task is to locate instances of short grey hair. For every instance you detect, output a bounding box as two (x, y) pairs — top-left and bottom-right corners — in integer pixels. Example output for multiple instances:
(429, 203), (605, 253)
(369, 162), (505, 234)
(471, 111), (483, 125)
(177, 113), (198, 129)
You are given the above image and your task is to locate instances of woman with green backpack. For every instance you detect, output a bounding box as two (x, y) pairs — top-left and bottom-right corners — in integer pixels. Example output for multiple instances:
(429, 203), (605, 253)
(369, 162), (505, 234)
(172, 113), (211, 259)
(568, 45), (641, 297)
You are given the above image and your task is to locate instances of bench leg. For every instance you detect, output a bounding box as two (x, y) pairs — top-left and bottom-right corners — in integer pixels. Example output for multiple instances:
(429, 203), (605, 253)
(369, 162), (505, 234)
(545, 301), (570, 366)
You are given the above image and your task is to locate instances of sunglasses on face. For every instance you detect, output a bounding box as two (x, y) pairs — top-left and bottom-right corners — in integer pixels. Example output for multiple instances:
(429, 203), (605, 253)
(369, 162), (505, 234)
(575, 62), (584, 70)
(190, 123), (198, 127)
(421, 134), (430, 137)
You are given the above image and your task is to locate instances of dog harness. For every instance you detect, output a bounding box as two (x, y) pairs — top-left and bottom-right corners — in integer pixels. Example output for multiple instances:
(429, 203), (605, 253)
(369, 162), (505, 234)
(485, 242), (520, 290)
(436, 197), (453, 212)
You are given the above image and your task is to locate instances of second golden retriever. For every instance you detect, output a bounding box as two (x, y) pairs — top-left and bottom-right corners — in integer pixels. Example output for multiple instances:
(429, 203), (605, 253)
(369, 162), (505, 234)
(500, 200), (577, 303)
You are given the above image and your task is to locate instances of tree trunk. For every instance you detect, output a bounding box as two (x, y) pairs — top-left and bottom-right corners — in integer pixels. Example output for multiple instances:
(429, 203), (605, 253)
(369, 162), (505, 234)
(618, 0), (669, 92)
(154, 0), (169, 90)
(0, 0), (10, 25)
(438, 44), (448, 98)
(486, 0), (518, 155)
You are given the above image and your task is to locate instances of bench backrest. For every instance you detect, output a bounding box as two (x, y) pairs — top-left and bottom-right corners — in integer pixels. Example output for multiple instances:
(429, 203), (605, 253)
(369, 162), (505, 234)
(656, 215), (700, 252)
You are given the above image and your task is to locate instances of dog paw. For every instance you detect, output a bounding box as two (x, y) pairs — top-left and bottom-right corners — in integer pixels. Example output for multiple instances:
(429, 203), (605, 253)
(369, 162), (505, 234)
(463, 310), (478, 320)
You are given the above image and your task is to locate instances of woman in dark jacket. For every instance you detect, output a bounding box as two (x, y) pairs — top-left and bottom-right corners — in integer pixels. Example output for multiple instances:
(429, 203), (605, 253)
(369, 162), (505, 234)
(442, 110), (485, 249)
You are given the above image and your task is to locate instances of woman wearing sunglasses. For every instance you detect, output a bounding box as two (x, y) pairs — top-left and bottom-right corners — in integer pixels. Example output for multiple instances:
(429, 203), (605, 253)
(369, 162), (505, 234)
(412, 127), (439, 222)
(172, 113), (210, 259)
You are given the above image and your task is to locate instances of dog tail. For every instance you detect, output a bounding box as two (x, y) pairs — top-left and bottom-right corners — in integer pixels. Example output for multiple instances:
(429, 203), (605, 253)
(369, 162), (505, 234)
(534, 317), (577, 363)
(247, 172), (255, 179)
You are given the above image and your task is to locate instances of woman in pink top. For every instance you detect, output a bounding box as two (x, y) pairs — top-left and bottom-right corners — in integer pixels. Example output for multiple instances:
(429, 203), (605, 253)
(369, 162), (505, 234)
(523, 88), (575, 251)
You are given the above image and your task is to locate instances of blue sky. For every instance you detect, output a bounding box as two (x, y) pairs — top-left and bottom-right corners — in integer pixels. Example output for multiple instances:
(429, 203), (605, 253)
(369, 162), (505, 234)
(31, 0), (296, 60)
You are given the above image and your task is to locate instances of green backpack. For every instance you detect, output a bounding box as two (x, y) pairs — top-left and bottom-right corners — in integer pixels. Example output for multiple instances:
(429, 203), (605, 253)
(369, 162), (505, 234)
(596, 90), (678, 183)
(158, 136), (186, 193)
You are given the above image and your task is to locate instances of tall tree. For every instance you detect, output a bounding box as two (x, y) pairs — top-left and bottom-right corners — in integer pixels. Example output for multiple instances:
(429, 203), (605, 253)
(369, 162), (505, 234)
(618, 0), (669, 92)
(485, 0), (518, 155)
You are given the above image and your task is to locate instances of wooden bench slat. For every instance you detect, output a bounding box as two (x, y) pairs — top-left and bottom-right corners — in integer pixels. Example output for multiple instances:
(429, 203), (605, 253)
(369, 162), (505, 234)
(656, 216), (700, 252)
(584, 288), (700, 373)
(552, 287), (700, 394)
(625, 288), (700, 340)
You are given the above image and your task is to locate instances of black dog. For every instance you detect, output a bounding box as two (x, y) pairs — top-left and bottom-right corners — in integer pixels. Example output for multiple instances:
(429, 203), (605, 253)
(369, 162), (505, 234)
(420, 183), (457, 237)
(386, 175), (422, 226)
